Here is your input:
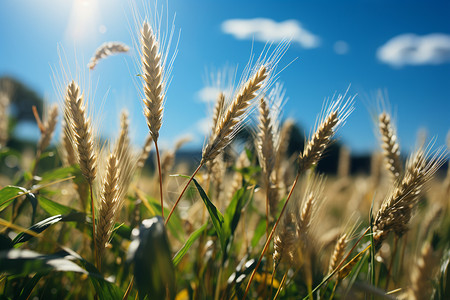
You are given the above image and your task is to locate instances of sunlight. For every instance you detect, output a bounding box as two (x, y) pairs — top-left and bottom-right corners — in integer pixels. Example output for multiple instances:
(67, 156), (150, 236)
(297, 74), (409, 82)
(64, 0), (101, 44)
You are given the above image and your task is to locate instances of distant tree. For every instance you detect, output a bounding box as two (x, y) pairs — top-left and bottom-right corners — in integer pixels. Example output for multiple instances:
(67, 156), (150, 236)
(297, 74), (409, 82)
(0, 76), (44, 150)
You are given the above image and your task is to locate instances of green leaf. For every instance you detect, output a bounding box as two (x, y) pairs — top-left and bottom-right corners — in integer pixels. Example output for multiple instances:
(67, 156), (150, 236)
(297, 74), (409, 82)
(224, 186), (252, 237)
(17, 273), (44, 300)
(127, 217), (175, 300)
(0, 186), (31, 212)
(12, 212), (86, 245)
(62, 246), (123, 299)
(38, 195), (73, 215)
(39, 166), (78, 184)
(251, 220), (267, 249)
(190, 177), (226, 252)
(173, 223), (207, 267)
(0, 249), (88, 275)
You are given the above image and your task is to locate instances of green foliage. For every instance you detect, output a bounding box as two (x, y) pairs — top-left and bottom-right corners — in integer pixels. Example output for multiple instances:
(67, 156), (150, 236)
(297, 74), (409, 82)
(127, 217), (175, 300)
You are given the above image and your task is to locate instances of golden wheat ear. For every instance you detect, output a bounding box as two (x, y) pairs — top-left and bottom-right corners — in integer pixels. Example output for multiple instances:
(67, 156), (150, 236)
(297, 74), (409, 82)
(202, 65), (268, 164)
(96, 152), (119, 264)
(373, 144), (447, 251)
(64, 80), (97, 185)
(298, 91), (355, 173)
(141, 21), (164, 143)
(379, 112), (402, 179)
(88, 41), (129, 70)
(0, 79), (13, 149)
(37, 104), (59, 153)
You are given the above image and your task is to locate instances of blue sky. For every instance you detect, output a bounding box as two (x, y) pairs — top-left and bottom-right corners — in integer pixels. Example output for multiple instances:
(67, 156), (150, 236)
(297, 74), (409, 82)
(1, 0), (449, 155)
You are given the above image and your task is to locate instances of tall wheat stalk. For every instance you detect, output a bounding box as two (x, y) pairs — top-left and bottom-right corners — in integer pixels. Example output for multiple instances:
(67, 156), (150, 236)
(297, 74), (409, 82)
(64, 80), (99, 267)
(141, 21), (166, 218)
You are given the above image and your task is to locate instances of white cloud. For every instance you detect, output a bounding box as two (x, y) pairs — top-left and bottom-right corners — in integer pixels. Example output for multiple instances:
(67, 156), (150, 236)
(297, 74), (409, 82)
(333, 40), (349, 55)
(377, 33), (450, 67)
(196, 86), (223, 103)
(196, 117), (212, 136)
(221, 18), (320, 48)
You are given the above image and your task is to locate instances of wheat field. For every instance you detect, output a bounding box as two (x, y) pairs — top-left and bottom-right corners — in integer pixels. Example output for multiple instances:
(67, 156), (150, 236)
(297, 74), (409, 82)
(0, 8), (449, 300)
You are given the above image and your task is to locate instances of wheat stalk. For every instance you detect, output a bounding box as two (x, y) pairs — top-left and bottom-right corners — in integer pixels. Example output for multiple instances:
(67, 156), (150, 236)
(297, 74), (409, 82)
(379, 112), (402, 179)
(88, 41), (129, 70)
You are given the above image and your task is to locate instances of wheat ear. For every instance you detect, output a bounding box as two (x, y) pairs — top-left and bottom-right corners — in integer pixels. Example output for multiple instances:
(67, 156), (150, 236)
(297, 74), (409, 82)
(273, 212), (296, 268)
(141, 21), (167, 217)
(0, 80), (13, 149)
(88, 41), (129, 70)
(65, 81), (97, 185)
(328, 234), (348, 274)
(212, 92), (225, 132)
(166, 66), (268, 224)
(137, 135), (153, 169)
(37, 104), (59, 153)
(379, 112), (402, 179)
(141, 21), (164, 142)
(299, 93), (354, 173)
(96, 153), (119, 267)
(202, 66), (267, 164)
(373, 145), (447, 251)
(65, 80), (98, 267)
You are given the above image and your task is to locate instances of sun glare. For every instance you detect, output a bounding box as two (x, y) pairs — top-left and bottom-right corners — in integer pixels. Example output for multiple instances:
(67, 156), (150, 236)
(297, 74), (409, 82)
(65, 0), (100, 44)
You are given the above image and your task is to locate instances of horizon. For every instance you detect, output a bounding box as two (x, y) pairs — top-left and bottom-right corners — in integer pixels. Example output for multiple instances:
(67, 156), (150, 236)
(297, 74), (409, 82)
(1, 0), (449, 156)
